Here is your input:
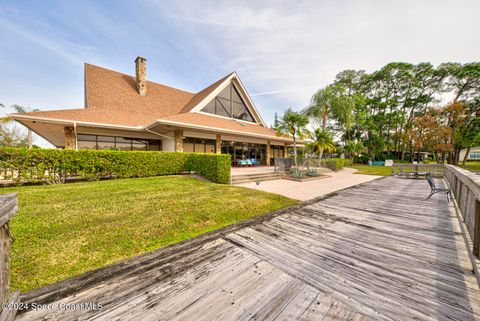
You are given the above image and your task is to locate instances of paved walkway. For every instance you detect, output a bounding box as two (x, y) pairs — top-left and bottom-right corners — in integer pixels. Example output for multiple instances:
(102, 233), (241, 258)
(17, 177), (480, 320)
(237, 167), (381, 200)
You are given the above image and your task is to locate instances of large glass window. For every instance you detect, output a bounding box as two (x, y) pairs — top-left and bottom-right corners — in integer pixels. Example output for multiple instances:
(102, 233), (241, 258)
(469, 151), (480, 159)
(270, 145), (285, 165)
(184, 137), (216, 153)
(201, 83), (255, 122)
(221, 140), (267, 165)
(77, 134), (162, 151)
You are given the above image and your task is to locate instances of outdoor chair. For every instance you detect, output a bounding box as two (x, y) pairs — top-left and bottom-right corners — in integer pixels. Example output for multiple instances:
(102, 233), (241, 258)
(425, 173), (451, 202)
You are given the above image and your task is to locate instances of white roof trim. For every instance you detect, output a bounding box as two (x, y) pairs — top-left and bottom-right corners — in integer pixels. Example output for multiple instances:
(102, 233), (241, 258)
(10, 114), (145, 131)
(196, 111), (257, 125)
(11, 113), (293, 143)
(147, 118), (293, 142)
(188, 72), (267, 127)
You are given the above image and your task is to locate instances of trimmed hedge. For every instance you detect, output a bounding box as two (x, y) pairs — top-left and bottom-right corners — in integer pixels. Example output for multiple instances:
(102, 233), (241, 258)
(0, 148), (231, 185)
(322, 158), (345, 171)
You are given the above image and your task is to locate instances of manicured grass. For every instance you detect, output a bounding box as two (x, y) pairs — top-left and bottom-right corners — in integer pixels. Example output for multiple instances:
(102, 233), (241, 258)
(349, 165), (392, 176)
(460, 161), (480, 172)
(2, 176), (297, 292)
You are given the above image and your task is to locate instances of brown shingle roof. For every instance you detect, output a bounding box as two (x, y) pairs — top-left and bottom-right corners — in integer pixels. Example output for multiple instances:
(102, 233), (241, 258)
(84, 64), (195, 120)
(13, 63), (286, 140)
(159, 113), (282, 138)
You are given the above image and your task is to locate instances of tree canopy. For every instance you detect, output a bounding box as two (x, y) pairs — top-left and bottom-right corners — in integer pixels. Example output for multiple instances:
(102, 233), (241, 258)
(306, 62), (480, 164)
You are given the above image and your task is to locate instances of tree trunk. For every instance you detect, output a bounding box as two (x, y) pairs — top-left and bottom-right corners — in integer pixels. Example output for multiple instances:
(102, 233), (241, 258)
(453, 147), (461, 166)
(27, 129), (32, 149)
(293, 130), (298, 167)
(322, 115), (328, 131)
(462, 147), (470, 166)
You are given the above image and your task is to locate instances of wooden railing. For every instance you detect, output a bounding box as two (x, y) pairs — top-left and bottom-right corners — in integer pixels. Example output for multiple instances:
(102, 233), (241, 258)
(444, 165), (480, 259)
(391, 163), (445, 177)
(0, 194), (19, 321)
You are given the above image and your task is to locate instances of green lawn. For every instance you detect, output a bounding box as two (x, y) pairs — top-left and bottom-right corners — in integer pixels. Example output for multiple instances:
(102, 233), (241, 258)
(460, 161), (480, 172)
(349, 165), (392, 176)
(2, 176), (297, 292)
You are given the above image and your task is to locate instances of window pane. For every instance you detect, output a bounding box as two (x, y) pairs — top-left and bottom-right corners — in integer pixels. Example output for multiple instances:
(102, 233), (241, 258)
(231, 85), (243, 103)
(78, 140), (97, 150)
(202, 99), (216, 114)
(77, 134), (96, 142)
(195, 139), (205, 153)
(116, 142), (131, 150)
(217, 84), (231, 100)
(97, 136), (115, 142)
(184, 143), (194, 152)
(215, 98), (231, 117)
(147, 140), (161, 151)
(98, 142), (115, 150)
(232, 101), (254, 121)
(132, 143), (146, 151)
(116, 137), (131, 143)
(206, 144), (215, 153)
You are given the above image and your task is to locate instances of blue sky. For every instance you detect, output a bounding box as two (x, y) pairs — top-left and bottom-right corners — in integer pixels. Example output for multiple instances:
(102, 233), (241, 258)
(1, 0), (479, 147)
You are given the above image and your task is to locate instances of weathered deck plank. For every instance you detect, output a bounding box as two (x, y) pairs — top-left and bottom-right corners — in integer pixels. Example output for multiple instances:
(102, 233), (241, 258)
(16, 177), (480, 320)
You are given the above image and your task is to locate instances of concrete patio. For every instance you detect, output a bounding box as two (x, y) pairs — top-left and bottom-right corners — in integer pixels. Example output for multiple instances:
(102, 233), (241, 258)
(237, 167), (381, 200)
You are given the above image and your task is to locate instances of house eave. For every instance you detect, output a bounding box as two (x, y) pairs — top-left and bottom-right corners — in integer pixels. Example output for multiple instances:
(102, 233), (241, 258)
(147, 119), (294, 142)
(9, 114), (145, 131)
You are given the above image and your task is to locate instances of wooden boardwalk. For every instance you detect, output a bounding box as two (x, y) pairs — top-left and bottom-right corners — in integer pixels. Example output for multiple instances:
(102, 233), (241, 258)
(17, 177), (480, 320)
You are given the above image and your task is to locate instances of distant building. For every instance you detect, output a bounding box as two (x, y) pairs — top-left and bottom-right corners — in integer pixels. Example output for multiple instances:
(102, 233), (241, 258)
(459, 146), (480, 161)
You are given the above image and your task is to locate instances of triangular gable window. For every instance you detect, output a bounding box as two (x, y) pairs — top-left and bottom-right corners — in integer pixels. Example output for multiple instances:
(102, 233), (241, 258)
(201, 83), (255, 122)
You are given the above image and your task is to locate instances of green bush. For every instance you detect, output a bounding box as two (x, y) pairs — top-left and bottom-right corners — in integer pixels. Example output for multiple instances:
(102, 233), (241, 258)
(343, 159), (353, 167)
(353, 155), (370, 164)
(0, 148), (231, 185)
(323, 158), (345, 171)
(307, 169), (321, 177)
(289, 168), (306, 178)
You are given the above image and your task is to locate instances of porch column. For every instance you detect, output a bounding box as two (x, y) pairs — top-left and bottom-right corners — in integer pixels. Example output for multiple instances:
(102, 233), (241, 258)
(284, 142), (288, 158)
(266, 140), (271, 165)
(216, 134), (221, 154)
(64, 126), (76, 150)
(174, 130), (183, 152)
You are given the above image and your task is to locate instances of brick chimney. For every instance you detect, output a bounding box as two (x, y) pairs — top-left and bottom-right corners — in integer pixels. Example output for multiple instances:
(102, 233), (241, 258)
(135, 56), (147, 96)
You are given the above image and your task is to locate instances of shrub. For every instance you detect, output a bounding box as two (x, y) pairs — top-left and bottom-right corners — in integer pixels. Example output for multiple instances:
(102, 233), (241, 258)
(307, 169), (321, 177)
(343, 159), (353, 167)
(353, 155), (370, 164)
(0, 148), (231, 185)
(289, 168), (305, 178)
(324, 158), (345, 171)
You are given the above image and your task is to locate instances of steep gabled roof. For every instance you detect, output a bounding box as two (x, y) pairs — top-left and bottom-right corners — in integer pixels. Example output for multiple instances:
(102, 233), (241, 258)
(84, 64), (195, 119)
(10, 63), (287, 142)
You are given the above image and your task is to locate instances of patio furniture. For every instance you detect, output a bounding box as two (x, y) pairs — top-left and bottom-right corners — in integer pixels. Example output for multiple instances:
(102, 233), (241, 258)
(425, 173), (451, 202)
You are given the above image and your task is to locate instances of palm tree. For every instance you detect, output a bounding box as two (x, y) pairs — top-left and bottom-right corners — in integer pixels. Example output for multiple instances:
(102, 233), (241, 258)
(7, 105), (39, 149)
(304, 87), (334, 131)
(276, 108), (309, 166)
(309, 128), (336, 161)
(304, 85), (354, 142)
